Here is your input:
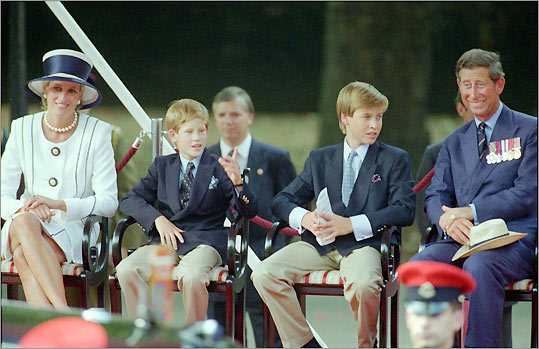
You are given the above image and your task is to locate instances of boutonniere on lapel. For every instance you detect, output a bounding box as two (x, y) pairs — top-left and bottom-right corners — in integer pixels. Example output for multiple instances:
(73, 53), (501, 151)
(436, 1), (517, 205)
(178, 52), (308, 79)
(208, 176), (219, 190)
(371, 174), (382, 184)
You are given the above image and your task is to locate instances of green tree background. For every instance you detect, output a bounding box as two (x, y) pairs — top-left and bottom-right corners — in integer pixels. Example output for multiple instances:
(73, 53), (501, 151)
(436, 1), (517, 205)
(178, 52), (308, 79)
(2, 1), (537, 173)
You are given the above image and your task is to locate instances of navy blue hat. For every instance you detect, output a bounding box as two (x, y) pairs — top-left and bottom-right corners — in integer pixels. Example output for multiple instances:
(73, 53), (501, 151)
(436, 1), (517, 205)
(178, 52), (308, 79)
(25, 49), (102, 109)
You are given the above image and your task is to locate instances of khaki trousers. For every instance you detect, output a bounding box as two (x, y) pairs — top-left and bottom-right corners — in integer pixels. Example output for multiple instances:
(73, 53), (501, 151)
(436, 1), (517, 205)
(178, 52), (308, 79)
(116, 244), (222, 325)
(252, 241), (382, 348)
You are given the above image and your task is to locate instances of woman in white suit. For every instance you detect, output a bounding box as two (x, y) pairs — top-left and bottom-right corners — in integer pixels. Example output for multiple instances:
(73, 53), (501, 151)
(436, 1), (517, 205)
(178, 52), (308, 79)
(1, 49), (118, 308)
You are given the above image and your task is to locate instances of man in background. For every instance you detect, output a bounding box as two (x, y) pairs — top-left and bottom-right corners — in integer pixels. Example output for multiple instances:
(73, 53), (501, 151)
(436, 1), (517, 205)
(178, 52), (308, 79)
(208, 86), (296, 347)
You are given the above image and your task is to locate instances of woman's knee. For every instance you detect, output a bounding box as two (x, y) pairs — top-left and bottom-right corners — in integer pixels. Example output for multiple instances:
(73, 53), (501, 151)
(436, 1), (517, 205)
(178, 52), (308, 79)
(10, 214), (42, 242)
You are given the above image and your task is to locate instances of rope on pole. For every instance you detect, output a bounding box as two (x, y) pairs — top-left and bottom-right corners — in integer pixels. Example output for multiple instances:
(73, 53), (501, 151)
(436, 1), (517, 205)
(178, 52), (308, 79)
(413, 167), (435, 194)
(45, 1), (174, 155)
(116, 135), (144, 173)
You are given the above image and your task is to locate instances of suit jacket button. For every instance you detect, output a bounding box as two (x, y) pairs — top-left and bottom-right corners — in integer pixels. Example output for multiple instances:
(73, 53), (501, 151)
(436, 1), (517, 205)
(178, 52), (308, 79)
(49, 177), (58, 187)
(51, 147), (60, 156)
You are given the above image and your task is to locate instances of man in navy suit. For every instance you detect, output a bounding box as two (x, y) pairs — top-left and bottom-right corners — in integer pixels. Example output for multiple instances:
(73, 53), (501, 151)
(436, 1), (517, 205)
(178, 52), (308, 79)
(252, 82), (416, 348)
(410, 48), (537, 347)
(116, 99), (258, 325)
(207, 86), (296, 347)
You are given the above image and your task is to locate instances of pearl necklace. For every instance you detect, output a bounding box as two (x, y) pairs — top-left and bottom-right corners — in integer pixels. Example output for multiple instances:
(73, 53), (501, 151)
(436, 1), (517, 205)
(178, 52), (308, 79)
(44, 111), (78, 133)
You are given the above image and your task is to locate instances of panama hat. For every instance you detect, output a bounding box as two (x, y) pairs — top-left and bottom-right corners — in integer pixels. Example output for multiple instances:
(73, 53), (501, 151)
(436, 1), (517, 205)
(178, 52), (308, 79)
(452, 219), (527, 261)
(25, 49), (102, 109)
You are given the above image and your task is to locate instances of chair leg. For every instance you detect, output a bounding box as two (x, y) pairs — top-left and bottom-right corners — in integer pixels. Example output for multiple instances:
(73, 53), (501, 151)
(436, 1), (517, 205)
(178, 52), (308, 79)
(225, 283), (234, 339)
(108, 276), (122, 314)
(390, 291), (399, 348)
(532, 289), (538, 348)
(263, 303), (276, 348)
(97, 282), (105, 308)
(461, 298), (470, 348)
(379, 289), (387, 348)
(235, 288), (245, 346)
(79, 276), (88, 309)
(7, 284), (18, 300)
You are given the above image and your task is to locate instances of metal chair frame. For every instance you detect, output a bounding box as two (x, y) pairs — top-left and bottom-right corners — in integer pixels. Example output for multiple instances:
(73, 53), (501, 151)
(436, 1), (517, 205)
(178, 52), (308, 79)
(108, 214), (250, 344)
(1, 215), (109, 308)
(262, 222), (401, 348)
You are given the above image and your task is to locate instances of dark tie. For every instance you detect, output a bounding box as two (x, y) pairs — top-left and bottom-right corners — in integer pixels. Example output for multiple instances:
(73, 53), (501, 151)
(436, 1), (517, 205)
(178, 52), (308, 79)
(227, 149), (234, 157)
(477, 122), (487, 159)
(179, 162), (195, 209)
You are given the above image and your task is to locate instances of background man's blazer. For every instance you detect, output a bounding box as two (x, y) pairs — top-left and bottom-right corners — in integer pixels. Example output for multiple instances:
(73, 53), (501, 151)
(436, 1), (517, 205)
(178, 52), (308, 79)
(272, 141), (416, 256)
(208, 139), (297, 257)
(120, 149), (259, 262)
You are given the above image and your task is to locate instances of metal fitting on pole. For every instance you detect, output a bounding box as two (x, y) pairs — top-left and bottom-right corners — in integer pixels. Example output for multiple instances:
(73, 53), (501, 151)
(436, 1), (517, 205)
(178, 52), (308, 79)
(151, 118), (163, 160)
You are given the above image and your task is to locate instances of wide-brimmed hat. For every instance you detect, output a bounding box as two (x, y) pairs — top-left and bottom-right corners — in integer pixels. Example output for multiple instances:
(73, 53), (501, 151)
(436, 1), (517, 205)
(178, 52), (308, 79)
(25, 49), (102, 109)
(452, 219), (527, 261)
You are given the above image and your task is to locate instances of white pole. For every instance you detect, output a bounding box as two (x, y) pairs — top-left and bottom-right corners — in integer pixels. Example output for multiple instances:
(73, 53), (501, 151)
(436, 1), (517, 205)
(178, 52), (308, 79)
(45, 1), (174, 155)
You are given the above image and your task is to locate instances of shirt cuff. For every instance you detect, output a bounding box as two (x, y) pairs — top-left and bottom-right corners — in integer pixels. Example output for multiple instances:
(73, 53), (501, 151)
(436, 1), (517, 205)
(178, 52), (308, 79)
(289, 206), (310, 234)
(470, 203), (479, 225)
(351, 214), (373, 241)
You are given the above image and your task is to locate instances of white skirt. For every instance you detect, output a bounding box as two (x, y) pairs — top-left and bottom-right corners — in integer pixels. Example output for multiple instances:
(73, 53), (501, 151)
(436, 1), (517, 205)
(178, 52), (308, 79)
(1, 212), (79, 263)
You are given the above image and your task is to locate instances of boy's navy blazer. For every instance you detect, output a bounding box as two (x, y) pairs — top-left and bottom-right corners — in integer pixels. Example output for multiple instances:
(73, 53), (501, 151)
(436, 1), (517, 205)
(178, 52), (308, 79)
(272, 141), (416, 257)
(425, 105), (537, 243)
(120, 149), (259, 261)
(208, 138), (297, 257)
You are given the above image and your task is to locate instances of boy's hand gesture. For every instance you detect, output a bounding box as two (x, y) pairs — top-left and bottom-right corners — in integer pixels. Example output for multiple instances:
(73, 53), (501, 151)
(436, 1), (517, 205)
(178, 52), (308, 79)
(218, 147), (243, 189)
(154, 215), (185, 250)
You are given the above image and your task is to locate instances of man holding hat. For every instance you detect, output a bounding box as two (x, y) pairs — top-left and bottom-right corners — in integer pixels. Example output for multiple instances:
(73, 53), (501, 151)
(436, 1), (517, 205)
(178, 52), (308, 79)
(398, 261), (476, 349)
(409, 48), (537, 347)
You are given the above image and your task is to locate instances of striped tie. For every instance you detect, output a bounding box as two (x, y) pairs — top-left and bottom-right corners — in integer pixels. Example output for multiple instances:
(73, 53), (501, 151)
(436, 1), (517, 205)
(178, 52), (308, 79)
(179, 162), (195, 209)
(478, 122), (487, 159)
(342, 151), (357, 207)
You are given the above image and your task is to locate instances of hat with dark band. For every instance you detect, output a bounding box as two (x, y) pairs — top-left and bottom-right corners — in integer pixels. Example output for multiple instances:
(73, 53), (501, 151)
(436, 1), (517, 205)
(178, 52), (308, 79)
(25, 49), (102, 109)
(452, 218), (527, 261)
(397, 261), (476, 315)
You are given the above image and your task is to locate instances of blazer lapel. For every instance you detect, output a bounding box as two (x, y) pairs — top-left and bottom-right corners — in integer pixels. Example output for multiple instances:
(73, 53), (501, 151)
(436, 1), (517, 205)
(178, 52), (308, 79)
(165, 155), (182, 214)
(459, 122), (478, 177)
(346, 142), (379, 215)
(247, 139), (263, 170)
(468, 106), (514, 200)
(326, 145), (346, 215)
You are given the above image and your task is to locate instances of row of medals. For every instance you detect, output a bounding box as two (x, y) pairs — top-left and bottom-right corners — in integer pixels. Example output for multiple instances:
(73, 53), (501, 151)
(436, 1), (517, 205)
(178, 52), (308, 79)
(486, 137), (521, 164)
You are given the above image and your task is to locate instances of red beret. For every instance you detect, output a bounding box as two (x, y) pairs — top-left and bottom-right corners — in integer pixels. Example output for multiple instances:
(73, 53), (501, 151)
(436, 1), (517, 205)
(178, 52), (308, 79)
(19, 316), (108, 348)
(397, 261), (476, 302)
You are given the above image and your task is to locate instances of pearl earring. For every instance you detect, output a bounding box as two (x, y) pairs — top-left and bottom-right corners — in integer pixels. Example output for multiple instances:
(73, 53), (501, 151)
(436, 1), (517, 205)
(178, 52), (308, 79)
(77, 100), (81, 105)
(43, 94), (47, 99)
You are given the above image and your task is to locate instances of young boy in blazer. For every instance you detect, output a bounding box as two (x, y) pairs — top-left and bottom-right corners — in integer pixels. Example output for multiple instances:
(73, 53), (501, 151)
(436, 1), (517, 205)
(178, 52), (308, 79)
(252, 82), (416, 348)
(116, 99), (258, 325)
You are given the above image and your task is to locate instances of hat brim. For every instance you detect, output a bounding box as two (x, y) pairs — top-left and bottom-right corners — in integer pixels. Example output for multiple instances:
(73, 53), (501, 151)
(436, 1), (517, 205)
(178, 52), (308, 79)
(25, 75), (102, 109)
(452, 232), (527, 261)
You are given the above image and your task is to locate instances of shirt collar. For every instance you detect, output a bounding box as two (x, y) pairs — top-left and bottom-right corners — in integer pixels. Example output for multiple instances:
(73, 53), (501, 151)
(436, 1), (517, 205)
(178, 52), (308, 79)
(220, 133), (252, 159)
(178, 153), (202, 173)
(343, 139), (369, 162)
(474, 100), (503, 130)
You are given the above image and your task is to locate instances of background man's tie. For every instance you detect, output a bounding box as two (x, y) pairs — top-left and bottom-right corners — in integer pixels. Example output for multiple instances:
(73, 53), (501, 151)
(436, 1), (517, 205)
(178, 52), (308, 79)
(478, 122), (487, 159)
(342, 151), (357, 206)
(179, 162), (195, 209)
